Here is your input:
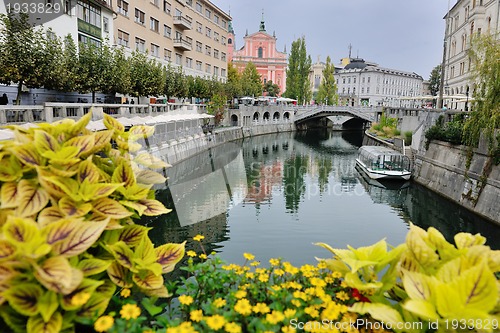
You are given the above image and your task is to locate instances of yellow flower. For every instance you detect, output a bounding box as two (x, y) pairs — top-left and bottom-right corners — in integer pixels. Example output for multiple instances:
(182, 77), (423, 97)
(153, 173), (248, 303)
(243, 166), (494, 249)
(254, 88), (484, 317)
(317, 261), (327, 269)
(205, 314), (226, 330)
(212, 298), (226, 308)
(336, 291), (350, 301)
(225, 322), (241, 333)
(282, 326), (297, 333)
(266, 310), (285, 325)
(187, 250), (197, 257)
(190, 309), (203, 322)
(291, 299), (301, 307)
(250, 261), (260, 266)
(284, 308), (297, 318)
(234, 290), (247, 299)
(269, 258), (280, 266)
(120, 288), (131, 298)
(71, 292), (90, 306)
(143, 330), (155, 333)
(178, 295), (194, 306)
(274, 268), (285, 276)
(258, 274), (269, 283)
(253, 302), (270, 314)
(283, 262), (299, 275)
(193, 234), (205, 241)
(304, 306), (319, 318)
(245, 272), (255, 279)
(120, 303), (141, 320)
(243, 252), (255, 260)
(309, 277), (326, 288)
(199, 253), (207, 259)
(94, 315), (114, 332)
(331, 271), (342, 279)
(234, 299), (252, 316)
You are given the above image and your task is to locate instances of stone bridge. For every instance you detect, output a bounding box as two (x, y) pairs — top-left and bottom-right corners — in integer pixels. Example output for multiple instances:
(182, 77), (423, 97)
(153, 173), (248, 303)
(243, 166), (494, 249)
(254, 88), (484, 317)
(293, 105), (380, 124)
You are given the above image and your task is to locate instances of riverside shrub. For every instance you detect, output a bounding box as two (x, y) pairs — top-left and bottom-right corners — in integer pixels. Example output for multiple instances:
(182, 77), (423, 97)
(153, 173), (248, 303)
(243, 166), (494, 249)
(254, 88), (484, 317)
(0, 112), (185, 333)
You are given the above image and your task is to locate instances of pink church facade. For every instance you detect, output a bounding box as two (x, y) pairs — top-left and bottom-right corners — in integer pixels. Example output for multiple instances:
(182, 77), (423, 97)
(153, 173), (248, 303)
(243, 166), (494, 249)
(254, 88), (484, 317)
(228, 19), (287, 96)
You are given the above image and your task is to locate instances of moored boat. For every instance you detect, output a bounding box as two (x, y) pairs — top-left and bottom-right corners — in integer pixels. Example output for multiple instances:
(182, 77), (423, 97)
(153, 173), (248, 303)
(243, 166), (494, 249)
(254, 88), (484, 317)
(355, 146), (411, 180)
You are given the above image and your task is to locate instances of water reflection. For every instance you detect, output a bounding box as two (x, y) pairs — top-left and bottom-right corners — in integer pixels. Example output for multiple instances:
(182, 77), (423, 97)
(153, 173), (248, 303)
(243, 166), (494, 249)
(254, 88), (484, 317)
(146, 129), (500, 267)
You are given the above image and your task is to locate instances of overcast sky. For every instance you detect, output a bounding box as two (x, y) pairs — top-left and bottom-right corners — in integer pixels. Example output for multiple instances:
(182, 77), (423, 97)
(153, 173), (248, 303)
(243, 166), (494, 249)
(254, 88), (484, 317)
(215, 0), (451, 80)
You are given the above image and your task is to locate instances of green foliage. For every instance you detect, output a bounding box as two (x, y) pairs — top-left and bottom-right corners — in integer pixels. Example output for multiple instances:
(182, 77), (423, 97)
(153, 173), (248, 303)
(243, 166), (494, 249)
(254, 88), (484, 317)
(240, 62), (262, 97)
(77, 42), (113, 102)
(425, 114), (465, 147)
(0, 13), (63, 104)
(428, 64), (441, 98)
(463, 34), (500, 154)
(285, 37), (312, 105)
(0, 113), (185, 333)
(129, 51), (165, 98)
(263, 80), (280, 97)
(404, 131), (413, 146)
(319, 223), (500, 332)
(58, 35), (80, 93)
(207, 93), (226, 126)
(316, 56), (338, 105)
(370, 114), (399, 138)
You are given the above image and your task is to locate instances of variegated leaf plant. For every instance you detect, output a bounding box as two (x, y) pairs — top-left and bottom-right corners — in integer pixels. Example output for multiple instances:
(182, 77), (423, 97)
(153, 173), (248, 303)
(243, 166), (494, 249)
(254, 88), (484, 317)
(0, 112), (185, 333)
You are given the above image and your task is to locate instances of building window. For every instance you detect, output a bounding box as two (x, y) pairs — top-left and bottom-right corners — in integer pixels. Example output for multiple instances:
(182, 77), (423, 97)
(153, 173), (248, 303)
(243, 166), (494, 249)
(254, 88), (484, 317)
(367, 76), (371, 83)
(214, 66), (219, 76)
(164, 24), (171, 38)
(205, 45), (211, 56)
(151, 43), (159, 57)
(135, 8), (145, 25)
(221, 52), (226, 61)
(163, 0), (171, 14)
(367, 87), (370, 93)
(228, 38), (232, 45)
(151, 0), (159, 6)
(353, 77), (356, 84)
(175, 8), (181, 17)
(258, 47), (263, 58)
(221, 36), (226, 45)
(117, 0), (128, 16)
(186, 57), (193, 68)
(205, 63), (211, 74)
(77, 0), (101, 28)
(214, 31), (219, 41)
(206, 27), (211, 37)
(103, 16), (109, 32)
(221, 68), (226, 77)
(196, 60), (202, 70)
(222, 20), (226, 29)
(196, 1), (202, 13)
(205, 8), (211, 19)
(214, 14), (219, 24)
(342, 78), (345, 84)
(214, 49), (219, 59)
(196, 41), (202, 52)
(196, 21), (202, 33)
(135, 37), (145, 52)
(164, 48), (172, 61)
(175, 53), (182, 65)
(361, 87), (365, 94)
(150, 17), (159, 32)
(185, 0), (192, 6)
(117, 29), (129, 47)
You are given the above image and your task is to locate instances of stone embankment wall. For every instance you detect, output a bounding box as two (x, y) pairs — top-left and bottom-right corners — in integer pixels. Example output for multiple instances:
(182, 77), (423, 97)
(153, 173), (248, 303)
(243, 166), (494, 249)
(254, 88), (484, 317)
(413, 140), (500, 224)
(149, 123), (295, 166)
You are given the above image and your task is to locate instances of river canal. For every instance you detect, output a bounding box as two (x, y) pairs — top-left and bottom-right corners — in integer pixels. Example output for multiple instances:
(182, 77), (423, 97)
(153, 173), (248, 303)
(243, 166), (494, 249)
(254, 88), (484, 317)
(146, 130), (500, 266)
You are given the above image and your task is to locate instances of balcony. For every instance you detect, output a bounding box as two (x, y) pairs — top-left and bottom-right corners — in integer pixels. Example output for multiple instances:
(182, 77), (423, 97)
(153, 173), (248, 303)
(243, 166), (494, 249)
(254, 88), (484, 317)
(173, 38), (192, 51)
(173, 15), (192, 30)
(470, 5), (486, 19)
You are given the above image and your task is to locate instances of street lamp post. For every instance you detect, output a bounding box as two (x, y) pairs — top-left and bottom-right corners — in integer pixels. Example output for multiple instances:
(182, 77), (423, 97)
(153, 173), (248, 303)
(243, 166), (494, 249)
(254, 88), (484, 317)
(465, 86), (469, 111)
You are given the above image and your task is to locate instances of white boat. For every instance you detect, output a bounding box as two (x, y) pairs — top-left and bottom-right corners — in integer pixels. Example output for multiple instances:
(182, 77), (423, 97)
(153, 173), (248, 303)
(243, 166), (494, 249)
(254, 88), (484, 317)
(355, 146), (411, 180)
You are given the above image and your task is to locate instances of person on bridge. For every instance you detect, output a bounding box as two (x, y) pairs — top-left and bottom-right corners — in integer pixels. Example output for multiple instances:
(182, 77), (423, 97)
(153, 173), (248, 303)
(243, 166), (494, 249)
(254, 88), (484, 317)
(0, 93), (8, 105)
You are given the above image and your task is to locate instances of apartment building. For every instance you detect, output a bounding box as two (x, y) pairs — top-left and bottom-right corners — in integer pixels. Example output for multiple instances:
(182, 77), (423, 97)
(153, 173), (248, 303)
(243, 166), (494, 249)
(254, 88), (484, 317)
(443, 0), (499, 110)
(113, 0), (231, 81)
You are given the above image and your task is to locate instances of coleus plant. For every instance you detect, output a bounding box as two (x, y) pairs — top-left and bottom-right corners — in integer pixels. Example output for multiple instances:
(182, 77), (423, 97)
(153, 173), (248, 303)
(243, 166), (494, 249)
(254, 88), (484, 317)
(0, 112), (185, 333)
(317, 224), (500, 333)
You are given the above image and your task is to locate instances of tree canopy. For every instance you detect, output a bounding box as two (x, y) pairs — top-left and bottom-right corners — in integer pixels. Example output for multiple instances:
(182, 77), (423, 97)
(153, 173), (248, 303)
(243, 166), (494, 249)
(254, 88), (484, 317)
(316, 56), (338, 105)
(428, 64), (441, 97)
(240, 62), (262, 97)
(284, 37), (312, 105)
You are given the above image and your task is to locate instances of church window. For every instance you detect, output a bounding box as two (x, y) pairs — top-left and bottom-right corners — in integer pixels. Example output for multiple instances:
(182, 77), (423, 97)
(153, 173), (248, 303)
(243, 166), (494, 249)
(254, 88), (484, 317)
(258, 47), (263, 58)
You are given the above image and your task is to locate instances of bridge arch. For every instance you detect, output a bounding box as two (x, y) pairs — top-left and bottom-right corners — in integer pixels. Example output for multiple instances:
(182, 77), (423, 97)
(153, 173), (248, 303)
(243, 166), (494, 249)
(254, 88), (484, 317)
(253, 112), (260, 121)
(283, 112), (290, 120)
(263, 112), (270, 121)
(231, 114), (238, 126)
(273, 112), (280, 120)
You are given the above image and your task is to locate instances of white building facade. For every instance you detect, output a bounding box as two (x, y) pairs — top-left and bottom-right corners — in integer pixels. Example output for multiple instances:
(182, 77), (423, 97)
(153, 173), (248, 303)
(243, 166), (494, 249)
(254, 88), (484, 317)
(443, 0), (499, 110)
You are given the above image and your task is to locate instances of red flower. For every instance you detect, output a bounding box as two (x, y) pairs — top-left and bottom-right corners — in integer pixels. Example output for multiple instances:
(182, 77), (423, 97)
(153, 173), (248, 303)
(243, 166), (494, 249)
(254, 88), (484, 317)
(351, 288), (370, 302)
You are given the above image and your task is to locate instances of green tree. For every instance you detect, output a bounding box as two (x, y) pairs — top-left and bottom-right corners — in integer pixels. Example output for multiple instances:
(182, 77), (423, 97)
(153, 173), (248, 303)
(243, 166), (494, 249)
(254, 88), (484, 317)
(0, 13), (63, 104)
(108, 46), (131, 96)
(240, 62), (262, 97)
(284, 36), (312, 105)
(207, 93), (226, 125)
(58, 34), (79, 93)
(263, 80), (280, 97)
(78, 41), (112, 102)
(130, 50), (164, 98)
(463, 34), (500, 152)
(164, 65), (187, 101)
(225, 62), (242, 101)
(316, 56), (338, 105)
(428, 64), (441, 97)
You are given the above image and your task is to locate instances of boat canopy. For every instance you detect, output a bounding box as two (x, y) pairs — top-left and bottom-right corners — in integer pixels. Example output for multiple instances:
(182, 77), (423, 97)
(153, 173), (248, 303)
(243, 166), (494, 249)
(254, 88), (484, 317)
(358, 146), (410, 172)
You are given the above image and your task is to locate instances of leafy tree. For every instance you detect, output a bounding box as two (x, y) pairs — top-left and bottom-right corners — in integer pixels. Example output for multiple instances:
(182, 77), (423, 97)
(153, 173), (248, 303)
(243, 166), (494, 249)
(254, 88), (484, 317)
(284, 36), (312, 104)
(463, 34), (500, 152)
(428, 64), (441, 97)
(240, 62), (262, 97)
(130, 50), (164, 98)
(58, 34), (79, 93)
(0, 13), (63, 104)
(108, 46), (131, 96)
(78, 41), (112, 102)
(207, 93), (226, 125)
(316, 56), (338, 105)
(164, 65), (187, 101)
(225, 62), (242, 101)
(263, 80), (280, 97)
